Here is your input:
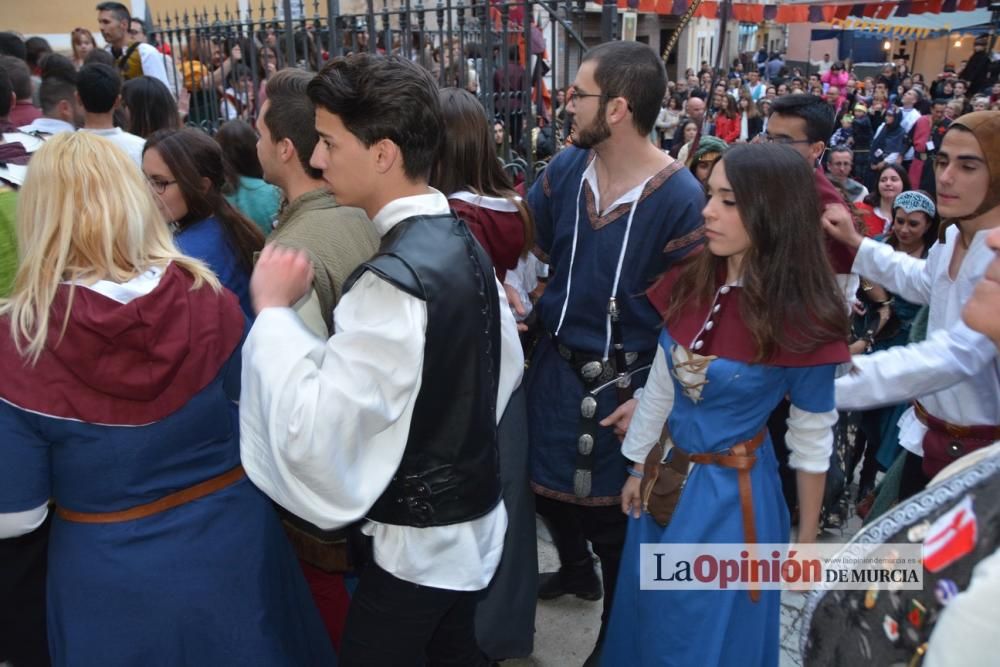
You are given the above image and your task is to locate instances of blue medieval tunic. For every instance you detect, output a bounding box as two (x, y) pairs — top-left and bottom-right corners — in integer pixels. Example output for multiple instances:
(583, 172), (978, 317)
(602, 271), (849, 666)
(526, 146), (706, 503)
(0, 264), (335, 666)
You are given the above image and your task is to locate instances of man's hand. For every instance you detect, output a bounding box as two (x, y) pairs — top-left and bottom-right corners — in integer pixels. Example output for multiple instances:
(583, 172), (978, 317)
(250, 244), (314, 314)
(502, 283), (529, 333)
(600, 397), (637, 441)
(821, 203), (864, 250)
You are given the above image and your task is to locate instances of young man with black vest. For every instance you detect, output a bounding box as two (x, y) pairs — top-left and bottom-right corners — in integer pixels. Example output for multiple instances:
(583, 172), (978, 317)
(239, 53), (522, 665)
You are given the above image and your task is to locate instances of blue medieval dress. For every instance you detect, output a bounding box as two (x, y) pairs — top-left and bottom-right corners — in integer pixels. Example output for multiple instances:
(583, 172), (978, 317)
(602, 270), (849, 667)
(0, 264), (336, 666)
(525, 146), (706, 505)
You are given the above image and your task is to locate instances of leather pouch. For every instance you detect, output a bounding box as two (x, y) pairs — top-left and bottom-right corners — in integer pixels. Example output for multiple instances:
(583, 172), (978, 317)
(639, 429), (691, 528)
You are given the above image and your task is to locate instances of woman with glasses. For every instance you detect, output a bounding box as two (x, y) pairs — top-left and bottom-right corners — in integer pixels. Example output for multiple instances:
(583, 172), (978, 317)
(0, 132), (335, 665)
(602, 142), (849, 667)
(142, 128), (264, 318)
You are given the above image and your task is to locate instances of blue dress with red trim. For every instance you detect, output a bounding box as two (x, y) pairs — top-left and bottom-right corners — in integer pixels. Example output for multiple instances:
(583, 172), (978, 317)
(601, 271), (849, 667)
(0, 265), (335, 666)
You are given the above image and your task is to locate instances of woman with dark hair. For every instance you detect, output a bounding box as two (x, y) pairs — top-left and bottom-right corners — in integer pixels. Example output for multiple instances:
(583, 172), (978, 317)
(431, 87), (533, 284)
(603, 143), (849, 666)
(736, 92), (762, 142)
(430, 88), (537, 661)
(847, 191), (940, 510)
(122, 76), (180, 138)
(143, 128), (265, 317)
(215, 119), (282, 236)
(713, 93), (739, 143)
(857, 162), (910, 236)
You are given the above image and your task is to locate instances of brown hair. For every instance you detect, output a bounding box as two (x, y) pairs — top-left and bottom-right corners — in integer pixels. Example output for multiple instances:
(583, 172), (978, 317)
(665, 143), (848, 361)
(430, 87), (534, 255)
(263, 68), (322, 179)
(143, 128), (265, 273)
(71, 28), (97, 63)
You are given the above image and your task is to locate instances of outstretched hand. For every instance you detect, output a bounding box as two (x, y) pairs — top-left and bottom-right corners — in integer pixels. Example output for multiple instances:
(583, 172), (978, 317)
(820, 202), (864, 250)
(250, 244), (314, 315)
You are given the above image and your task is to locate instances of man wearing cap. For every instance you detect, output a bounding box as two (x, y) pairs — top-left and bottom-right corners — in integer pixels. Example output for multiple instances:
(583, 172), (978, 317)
(824, 111), (1000, 497)
(851, 102), (874, 177)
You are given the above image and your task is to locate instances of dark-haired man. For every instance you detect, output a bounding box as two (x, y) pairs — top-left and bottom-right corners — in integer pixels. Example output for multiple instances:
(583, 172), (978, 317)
(0, 56), (41, 128)
(240, 54), (522, 665)
(76, 63), (144, 166)
(253, 67), (377, 649)
(16, 71), (80, 137)
(0, 65), (15, 133)
(96, 2), (173, 95)
(765, 93), (858, 516)
(526, 40), (705, 666)
(256, 68), (377, 337)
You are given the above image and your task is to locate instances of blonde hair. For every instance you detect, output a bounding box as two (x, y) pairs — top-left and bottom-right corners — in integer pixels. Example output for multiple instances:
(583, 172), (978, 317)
(0, 132), (220, 364)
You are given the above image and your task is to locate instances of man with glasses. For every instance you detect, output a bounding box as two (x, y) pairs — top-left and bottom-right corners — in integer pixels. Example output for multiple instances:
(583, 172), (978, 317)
(525, 40), (705, 667)
(96, 2), (173, 98)
(763, 93), (859, 523)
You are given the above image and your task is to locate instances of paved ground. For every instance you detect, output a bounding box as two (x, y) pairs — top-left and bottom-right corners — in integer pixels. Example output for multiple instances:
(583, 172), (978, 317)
(502, 513), (864, 667)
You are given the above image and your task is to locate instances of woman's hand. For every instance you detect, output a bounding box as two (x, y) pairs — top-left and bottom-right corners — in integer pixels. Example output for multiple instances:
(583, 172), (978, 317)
(621, 472), (643, 518)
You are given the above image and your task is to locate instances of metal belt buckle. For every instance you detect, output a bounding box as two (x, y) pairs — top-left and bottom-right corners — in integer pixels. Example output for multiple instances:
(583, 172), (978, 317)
(580, 360), (603, 381)
(580, 396), (597, 419)
(557, 343), (573, 362)
(573, 469), (592, 497)
(625, 351), (638, 366)
(578, 434), (594, 456)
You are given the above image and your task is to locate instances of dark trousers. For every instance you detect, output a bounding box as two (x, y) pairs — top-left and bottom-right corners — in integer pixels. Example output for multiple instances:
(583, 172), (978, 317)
(338, 561), (488, 667)
(768, 398), (798, 513)
(898, 450), (931, 502)
(534, 494), (627, 641)
(0, 515), (50, 667)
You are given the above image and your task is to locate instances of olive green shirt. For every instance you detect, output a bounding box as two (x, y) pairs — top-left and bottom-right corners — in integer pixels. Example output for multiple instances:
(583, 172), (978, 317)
(268, 189), (378, 336)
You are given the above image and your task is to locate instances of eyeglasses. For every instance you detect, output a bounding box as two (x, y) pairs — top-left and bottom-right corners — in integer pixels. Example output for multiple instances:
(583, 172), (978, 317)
(569, 87), (633, 112)
(761, 133), (813, 146)
(146, 177), (177, 194)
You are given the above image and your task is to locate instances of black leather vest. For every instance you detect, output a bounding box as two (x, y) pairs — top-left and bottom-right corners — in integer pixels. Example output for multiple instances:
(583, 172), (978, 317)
(342, 214), (502, 528)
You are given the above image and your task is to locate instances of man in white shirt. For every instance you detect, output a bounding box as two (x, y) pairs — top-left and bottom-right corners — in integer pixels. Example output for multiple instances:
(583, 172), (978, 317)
(10, 70), (79, 145)
(825, 111), (1000, 493)
(97, 2), (174, 98)
(76, 63), (144, 167)
(240, 53), (522, 665)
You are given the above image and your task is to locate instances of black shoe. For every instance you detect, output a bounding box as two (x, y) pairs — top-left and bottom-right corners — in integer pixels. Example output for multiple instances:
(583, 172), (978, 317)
(537, 558), (602, 601)
(582, 640), (603, 667)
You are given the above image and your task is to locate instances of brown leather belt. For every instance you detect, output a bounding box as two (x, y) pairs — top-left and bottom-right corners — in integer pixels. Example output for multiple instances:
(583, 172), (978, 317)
(913, 401), (1000, 440)
(56, 465), (246, 524)
(687, 428), (767, 603)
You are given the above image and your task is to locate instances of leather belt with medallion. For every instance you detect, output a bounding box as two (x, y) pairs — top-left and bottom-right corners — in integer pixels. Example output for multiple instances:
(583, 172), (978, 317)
(553, 337), (653, 497)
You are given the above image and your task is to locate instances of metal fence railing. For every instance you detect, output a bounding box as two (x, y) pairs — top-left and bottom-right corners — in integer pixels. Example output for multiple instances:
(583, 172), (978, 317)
(145, 0), (594, 181)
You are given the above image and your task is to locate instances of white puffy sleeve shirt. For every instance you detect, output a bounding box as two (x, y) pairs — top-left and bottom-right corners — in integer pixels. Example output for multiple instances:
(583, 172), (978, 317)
(240, 191), (524, 591)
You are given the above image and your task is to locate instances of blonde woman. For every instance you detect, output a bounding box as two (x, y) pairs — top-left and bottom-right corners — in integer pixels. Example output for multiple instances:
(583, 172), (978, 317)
(0, 133), (334, 665)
